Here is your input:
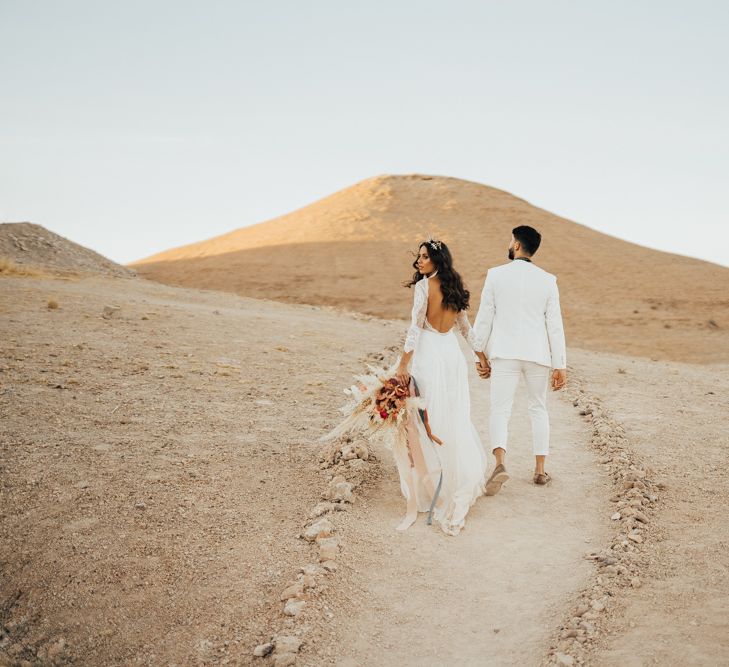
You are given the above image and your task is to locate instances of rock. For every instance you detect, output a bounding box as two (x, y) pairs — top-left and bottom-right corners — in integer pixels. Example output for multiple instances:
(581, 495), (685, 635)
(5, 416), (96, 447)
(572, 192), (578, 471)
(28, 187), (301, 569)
(134, 501), (146, 510)
(590, 600), (605, 612)
(574, 604), (589, 617)
(321, 560), (338, 572)
(611, 512), (621, 521)
(309, 502), (335, 518)
(47, 638), (66, 659)
(300, 574), (318, 589)
(561, 628), (578, 639)
(309, 502), (347, 518)
(341, 444), (358, 461)
(74, 480), (89, 489)
(300, 563), (325, 576)
(631, 577), (642, 588)
(324, 480), (354, 503)
(273, 654), (297, 667)
(555, 653), (574, 666)
(634, 511), (649, 524)
(274, 635), (302, 653)
(102, 305), (121, 319)
(627, 533), (643, 544)
(279, 582), (304, 601)
(318, 537), (340, 562)
(302, 518), (334, 542)
(253, 643), (274, 657)
(283, 599), (306, 616)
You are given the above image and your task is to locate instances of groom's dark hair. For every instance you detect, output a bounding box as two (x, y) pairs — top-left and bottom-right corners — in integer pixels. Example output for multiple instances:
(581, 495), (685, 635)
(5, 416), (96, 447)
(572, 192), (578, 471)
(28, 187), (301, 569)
(512, 225), (542, 256)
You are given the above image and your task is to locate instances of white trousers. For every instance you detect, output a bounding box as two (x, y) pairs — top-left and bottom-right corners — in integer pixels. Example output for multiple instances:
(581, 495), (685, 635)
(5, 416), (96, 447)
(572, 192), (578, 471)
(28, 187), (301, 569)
(489, 359), (550, 456)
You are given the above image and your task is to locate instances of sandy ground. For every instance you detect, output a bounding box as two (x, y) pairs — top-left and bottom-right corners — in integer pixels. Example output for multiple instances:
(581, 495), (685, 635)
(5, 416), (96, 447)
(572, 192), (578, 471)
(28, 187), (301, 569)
(567, 350), (729, 666)
(0, 274), (398, 665)
(2, 273), (728, 666)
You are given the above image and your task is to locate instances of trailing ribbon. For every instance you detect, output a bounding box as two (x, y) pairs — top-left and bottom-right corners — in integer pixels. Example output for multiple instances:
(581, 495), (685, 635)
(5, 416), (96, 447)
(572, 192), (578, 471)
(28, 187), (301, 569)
(411, 377), (443, 526)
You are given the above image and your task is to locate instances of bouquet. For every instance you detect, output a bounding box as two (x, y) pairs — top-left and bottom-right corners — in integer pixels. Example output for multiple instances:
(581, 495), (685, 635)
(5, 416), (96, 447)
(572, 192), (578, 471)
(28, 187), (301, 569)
(322, 363), (444, 528)
(322, 363), (441, 450)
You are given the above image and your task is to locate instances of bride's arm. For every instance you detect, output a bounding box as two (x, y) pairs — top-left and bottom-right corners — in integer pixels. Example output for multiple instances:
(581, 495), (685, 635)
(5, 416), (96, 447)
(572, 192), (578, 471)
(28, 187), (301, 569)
(396, 281), (427, 383)
(455, 309), (479, 349)
(456, 310), (489, 373)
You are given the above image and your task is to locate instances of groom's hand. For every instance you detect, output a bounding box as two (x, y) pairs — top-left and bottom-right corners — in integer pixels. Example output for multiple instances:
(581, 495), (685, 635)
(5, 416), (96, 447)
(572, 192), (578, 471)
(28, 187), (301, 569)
(551, 369), (567, 391)
(476, 359), (491, 379)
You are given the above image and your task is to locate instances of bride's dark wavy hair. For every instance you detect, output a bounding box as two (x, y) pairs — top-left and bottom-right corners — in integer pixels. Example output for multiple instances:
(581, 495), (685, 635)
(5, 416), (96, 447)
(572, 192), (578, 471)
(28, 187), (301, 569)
(405, 240), (470, 311)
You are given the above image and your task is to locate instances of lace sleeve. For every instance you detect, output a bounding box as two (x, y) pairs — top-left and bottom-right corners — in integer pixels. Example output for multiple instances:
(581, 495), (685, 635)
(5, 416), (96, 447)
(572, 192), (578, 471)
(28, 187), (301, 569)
(455, 310), (478, 350)
(472, 271), (495, 352)
(403, 280), (428, 353)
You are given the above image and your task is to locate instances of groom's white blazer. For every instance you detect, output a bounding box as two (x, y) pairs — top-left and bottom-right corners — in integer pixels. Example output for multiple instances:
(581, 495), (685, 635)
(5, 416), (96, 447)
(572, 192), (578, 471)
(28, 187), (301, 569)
(472, 259), (566, 369)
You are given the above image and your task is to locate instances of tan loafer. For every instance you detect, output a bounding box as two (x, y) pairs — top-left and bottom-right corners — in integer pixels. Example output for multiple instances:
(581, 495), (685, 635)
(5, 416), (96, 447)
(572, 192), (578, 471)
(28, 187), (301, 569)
(533, 472), (552, 485)
(485, 464), (509, 496)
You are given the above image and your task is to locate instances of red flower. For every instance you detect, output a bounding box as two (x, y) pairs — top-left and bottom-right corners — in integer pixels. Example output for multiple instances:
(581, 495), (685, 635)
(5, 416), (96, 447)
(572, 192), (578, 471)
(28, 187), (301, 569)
(379, 409), (388, 419)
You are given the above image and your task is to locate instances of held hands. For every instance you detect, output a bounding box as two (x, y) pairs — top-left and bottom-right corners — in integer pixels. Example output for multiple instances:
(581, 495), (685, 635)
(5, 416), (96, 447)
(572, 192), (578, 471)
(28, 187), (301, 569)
(551, 368), (567, 391)
(475, 352), (491, 379)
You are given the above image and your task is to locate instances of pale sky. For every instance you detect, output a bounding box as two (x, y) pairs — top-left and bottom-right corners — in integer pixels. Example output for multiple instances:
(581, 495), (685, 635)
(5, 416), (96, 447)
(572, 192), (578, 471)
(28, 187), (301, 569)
(1, 0), (727, 267)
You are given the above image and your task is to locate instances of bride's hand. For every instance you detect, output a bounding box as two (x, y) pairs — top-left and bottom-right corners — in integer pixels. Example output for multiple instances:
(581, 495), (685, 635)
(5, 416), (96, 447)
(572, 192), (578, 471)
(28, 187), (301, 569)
(428, 431), (443, 445)
(476, 359), (491, 379)
(396, 364), (410, 385)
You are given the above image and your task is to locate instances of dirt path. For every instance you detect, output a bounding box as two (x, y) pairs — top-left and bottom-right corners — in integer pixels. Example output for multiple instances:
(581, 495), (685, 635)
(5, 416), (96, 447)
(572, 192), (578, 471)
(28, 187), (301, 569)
(330, 341), (610, 667)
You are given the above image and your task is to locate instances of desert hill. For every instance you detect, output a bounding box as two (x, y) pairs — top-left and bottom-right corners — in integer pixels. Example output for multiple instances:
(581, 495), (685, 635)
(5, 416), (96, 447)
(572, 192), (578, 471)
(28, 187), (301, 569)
(132, 174), (729, 363)
(0, 222), (136, 278)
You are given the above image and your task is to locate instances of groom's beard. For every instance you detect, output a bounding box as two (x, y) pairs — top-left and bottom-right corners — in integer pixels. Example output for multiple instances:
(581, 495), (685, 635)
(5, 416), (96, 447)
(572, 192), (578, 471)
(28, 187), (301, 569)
(508, 248), (515, 260)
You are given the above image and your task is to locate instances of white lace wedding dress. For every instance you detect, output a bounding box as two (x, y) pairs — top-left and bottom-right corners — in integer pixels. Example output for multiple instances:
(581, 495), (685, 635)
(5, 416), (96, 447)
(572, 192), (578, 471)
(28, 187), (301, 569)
(398, 276), (488, 536)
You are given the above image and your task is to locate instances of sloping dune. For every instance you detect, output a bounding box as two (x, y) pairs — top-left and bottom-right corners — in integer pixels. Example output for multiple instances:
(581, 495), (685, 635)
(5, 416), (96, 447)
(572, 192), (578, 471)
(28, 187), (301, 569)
(132, 175), (729, 363)
(1, 223), (136, 278)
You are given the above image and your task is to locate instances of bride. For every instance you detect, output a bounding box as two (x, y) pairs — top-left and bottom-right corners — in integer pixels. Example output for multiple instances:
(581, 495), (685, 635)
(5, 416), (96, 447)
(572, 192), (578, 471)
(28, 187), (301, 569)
(395, 238), (490, 536)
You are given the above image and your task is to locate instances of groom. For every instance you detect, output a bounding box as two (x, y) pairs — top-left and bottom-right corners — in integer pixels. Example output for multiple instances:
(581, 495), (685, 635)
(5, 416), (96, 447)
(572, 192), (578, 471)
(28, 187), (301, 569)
(472, 225), (567, 492)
